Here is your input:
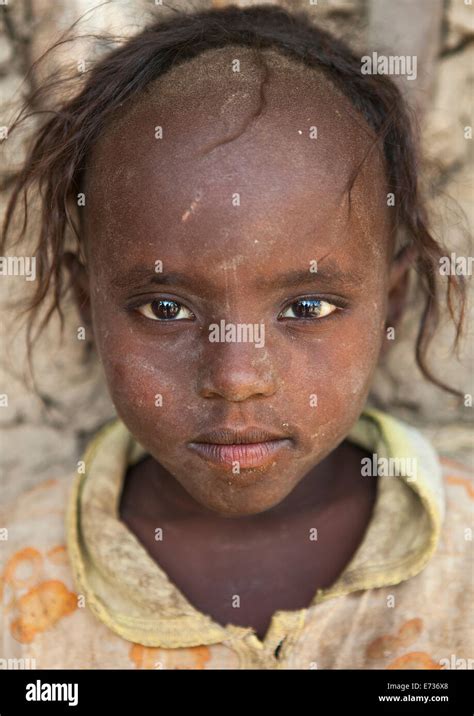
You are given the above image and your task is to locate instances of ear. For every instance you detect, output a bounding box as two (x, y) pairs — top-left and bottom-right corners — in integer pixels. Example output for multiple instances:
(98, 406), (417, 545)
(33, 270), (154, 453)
(63, 251), (92, 330)
(383, 245), (417, 350)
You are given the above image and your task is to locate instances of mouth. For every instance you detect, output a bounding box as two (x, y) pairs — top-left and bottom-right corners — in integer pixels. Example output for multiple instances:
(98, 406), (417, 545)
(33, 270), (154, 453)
(187, 427), (293, 470)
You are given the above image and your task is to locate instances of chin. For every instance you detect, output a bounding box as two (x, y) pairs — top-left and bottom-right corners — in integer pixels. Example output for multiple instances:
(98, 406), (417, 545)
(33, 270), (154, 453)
(196, 489), (288, 518)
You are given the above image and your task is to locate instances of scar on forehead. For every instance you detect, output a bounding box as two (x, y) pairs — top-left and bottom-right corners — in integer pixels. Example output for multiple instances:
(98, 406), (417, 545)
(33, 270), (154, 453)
(181, 190), (204, 223)
(218, 256), (246, 271)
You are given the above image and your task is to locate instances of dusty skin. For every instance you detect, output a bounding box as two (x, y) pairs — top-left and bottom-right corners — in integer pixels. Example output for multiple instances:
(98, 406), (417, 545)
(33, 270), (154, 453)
(66, 47), (413, 638)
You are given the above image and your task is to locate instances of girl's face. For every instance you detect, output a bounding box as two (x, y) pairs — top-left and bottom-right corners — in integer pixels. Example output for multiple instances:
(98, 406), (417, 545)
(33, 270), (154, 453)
(80, 49), (395, 516)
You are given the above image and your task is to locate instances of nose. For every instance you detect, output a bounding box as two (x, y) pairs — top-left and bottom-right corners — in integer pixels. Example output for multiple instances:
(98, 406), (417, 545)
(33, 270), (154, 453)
(197, 339), (278, 402)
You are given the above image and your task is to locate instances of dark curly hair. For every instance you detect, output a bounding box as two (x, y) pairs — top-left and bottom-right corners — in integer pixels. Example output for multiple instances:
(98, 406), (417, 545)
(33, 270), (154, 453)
(0, 3), (467, 396)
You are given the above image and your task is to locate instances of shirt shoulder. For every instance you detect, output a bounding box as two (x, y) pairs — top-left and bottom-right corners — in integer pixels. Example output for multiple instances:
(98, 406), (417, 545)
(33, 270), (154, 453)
(0, 476), (70, 555)
(0, 476), (75, 655)
(439, 455), (473, 521)
(429, 455), (473, 592)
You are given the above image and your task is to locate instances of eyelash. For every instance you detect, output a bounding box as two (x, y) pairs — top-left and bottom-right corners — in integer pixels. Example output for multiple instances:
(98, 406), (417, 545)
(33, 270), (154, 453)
(130, 296), (346, 322)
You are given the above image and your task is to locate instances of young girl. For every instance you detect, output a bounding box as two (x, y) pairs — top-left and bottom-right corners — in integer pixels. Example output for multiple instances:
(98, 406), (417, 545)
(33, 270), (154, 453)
(0, 5), (471, 670)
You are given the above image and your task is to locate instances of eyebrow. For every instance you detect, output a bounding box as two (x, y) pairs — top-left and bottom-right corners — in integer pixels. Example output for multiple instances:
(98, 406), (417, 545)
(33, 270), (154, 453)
(258, 265), (363, 288)
(111, 268), (203, 291)
(111, 262), (362, 291)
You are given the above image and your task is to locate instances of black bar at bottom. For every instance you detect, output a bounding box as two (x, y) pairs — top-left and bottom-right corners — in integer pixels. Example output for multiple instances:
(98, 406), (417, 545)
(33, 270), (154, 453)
(0, 667), (471, 714)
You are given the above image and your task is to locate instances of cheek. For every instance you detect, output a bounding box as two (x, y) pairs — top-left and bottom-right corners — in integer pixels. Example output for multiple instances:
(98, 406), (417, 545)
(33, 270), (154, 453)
(322, 308), (385, 411)
(287, 310), (385, 442)
(95, 322), (193, 441)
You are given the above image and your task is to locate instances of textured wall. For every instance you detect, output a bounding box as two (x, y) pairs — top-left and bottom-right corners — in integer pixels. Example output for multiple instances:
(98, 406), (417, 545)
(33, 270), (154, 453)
(0, 0), (472, 502)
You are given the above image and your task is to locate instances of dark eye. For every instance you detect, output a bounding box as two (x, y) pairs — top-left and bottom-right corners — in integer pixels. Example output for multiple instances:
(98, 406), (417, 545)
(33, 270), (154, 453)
(137, 299), (195, 321)
(279, 298), (337, 319)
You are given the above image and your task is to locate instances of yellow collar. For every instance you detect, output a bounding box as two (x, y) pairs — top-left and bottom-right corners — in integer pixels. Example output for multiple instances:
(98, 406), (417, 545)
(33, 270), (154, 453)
(66, 407), (444, 648)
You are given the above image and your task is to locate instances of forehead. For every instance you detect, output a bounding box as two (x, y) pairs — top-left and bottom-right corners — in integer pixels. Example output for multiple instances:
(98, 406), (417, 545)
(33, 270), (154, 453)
(83, 45), (391, 275)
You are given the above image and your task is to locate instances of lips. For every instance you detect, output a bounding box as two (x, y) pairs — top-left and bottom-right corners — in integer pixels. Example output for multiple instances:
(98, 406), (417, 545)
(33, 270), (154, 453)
(187, 426), (292, 470)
